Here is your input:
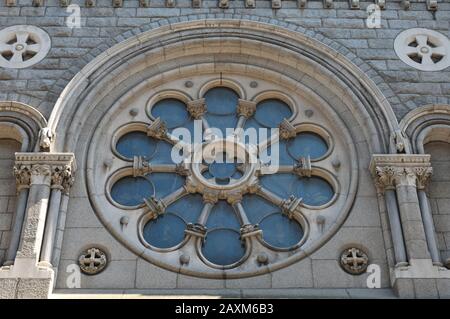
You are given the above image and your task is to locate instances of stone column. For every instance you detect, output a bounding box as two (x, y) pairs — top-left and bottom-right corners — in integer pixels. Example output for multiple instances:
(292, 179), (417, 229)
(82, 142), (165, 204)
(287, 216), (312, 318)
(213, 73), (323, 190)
(40, 164), (74, 266)
(14, 163), (52, 262)
(371, 165), (408, 266)
(3, 165), (31, 266)
(415, 167), (441, 266)
(394, 167), (431, 261)
(371, 154), (434, 264)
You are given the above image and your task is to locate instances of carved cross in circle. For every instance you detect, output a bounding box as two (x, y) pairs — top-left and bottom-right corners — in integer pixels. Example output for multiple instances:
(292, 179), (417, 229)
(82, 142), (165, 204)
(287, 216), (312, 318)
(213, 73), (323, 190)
(78, 247), (107, 275)
(340, 247), (369, 275)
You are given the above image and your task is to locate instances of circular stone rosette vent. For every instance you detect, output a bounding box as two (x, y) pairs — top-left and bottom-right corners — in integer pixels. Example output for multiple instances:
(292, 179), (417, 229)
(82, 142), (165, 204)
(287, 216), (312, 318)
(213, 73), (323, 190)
(394, 28), (450, 72)
(0, 25), (51, 69)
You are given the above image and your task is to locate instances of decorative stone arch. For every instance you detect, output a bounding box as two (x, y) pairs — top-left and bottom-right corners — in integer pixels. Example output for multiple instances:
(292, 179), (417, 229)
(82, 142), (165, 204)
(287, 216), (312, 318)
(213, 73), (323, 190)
(46, 17), (403, 278)
(47, 16), (400, 154)
(400, 104), (450, 154)
(0, 101), (47, 151)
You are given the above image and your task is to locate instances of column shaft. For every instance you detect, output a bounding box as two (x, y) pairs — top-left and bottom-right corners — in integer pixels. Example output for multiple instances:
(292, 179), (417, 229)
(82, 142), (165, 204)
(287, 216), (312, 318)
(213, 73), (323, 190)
(385, 189), (408, 265)
(418, 189), (441, 265)
(40, 188), (62, 265)
(4, 189), (29, 265)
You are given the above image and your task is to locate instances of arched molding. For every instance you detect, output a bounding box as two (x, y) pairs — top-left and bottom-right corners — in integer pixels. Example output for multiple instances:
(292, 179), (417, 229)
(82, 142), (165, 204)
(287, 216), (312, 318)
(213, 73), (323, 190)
(0, 101), (47, 151)
(400, 104), (450, 154)
(47, 16), (400, 156)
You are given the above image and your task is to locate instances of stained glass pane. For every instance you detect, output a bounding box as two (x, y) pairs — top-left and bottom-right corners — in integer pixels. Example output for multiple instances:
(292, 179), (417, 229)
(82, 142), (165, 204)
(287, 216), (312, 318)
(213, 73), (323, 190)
(206, 200), (241, 230)
(151, 99), (189, 128)
(143, 213), (186, 248)
(148, 173), (185, 198)
(166, 194), (204, 223)
(259, 213), (303, 248)
(260, 174), (334, 206)
(152, 140), (179, 164)
(294, 177), (334, 206)
(204, 87), (239, 115)
(202, 229), (245, 265)
(116, 131), (157, 159)
(241, 194), (278, 224)
(111, 176), (154, 206)
(254, 99), (292, 128)
(287, 132), (328, 160)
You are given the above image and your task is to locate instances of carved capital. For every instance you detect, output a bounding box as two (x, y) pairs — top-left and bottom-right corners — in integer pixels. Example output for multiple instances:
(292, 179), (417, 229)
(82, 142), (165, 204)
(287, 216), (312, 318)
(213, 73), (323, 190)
(427, 0), (438, 11)
(226, 191), (243, 205)
(293, 156), (312, 177)
(281, 195), (302, 218)
(203, 190), (219, 204)
(370, 154), (432, 193)
(15, 152), (76, 190)
(187, 99), (206, 119)
(133, 156), (151, 177)
(13, 164), (31, 191)
(279, 119), (296, 140)
(373, 166), (396, 192)
(185, 223), (207, 238)
(237, 100), (256, 118)
(414, 166), (433, 190)
(240, 224), (262, 239)
(147, 118), (168, 140)
(144, 196), (166, 218)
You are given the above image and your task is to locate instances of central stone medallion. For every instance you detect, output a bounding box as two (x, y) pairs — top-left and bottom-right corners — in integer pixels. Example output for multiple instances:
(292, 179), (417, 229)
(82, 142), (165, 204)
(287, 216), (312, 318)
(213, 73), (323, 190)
(188, 138), (259, 197)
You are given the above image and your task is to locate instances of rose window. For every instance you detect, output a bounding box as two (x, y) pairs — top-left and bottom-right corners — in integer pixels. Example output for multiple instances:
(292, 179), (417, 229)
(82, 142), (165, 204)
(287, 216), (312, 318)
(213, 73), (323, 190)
(89, 75), (354, 278)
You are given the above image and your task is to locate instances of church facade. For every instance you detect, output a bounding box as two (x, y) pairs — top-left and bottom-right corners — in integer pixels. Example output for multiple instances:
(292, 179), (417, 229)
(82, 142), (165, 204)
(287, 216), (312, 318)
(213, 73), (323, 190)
(0, 0), (450, 299)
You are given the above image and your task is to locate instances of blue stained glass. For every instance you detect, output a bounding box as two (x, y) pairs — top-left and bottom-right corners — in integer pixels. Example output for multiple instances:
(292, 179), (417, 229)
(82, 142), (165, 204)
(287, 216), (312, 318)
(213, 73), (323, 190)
(260, 173), (298, 199)
(151, 99), (189, 128)
(260, 174), (334, 206)
(202, 229), (245, 265)
(261, 139), (294, 166)
(166, 194), (204, 222)
(287, 132), (328, 160)
(206, 200), (241, 230)
(204, 87), (239, 115)
(208, 153), (238, 179)
(259, 213), (303, 248)
(254, 99), (292, 128)
(241, 195), (278, 224)
(294, 177), (334, 206)
(116, 131), (157, 159)
(148, 173), (185, 198)
(151, 140), (178, 164)
(111, 176), (154, 206)
(143, 213), (186, 249)
(204, 113), (237, 137)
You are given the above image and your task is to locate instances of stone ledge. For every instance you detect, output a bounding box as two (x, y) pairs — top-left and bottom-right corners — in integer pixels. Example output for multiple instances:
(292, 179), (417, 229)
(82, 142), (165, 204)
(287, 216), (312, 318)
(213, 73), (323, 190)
(51, 288), (397, 299)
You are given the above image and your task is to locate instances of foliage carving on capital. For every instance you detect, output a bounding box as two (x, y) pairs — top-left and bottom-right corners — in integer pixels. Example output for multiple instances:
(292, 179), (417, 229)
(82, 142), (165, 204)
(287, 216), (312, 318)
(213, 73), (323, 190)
(237, 100), (256, 118)
(31, 164), (51, 177)
(187, 99), (206, 119)
(13, 164), (31, 191)
(279, 119), (296, 140)
(147, 117), (167, 140)
(203, 190), (219, 204)
(414, 166), (433, 190)
(373, 166), (396, 192)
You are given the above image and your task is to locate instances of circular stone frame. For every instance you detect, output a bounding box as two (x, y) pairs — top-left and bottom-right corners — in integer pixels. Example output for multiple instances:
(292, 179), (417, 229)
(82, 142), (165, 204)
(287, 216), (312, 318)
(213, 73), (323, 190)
(394, 28), (450, 72)
(0, 25), (51, 69)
